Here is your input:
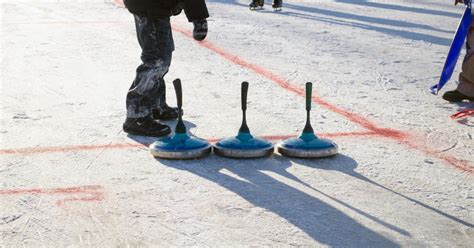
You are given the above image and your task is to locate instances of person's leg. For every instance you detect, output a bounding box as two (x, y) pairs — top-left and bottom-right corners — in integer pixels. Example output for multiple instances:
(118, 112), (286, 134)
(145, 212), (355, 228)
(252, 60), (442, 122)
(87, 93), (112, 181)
(123, 14), (172, 136)
(149, 25), (182, 120)
(126, 15), (173, 119)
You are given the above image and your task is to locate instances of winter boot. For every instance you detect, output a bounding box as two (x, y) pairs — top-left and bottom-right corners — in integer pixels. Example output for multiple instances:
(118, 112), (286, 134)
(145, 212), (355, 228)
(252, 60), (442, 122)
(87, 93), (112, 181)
(272, 0), (282, 10)
(442, 90), (474, 102)
(123, 116), (171, 137)
(250, 0), (264, 9)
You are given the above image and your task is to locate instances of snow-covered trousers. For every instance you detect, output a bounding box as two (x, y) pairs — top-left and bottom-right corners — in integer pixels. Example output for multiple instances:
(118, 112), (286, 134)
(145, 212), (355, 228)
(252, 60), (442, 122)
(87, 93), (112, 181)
(457, 18), (474, 97)
(126, 15), (175, 118)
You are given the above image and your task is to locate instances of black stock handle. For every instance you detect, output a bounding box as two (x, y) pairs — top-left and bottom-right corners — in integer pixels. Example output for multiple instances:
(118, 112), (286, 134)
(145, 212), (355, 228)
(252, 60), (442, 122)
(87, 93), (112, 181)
(303, 82), (314, 133)
(173, 79), (182, 110)
(241, 81), (249, 111)
(173, 78), (186, 133)
(306, 82), (312, 111)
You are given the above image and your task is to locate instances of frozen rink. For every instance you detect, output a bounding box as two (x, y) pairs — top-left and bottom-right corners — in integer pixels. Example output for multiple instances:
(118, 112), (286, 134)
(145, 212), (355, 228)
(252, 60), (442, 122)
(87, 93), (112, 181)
(1, 0), (473, 246)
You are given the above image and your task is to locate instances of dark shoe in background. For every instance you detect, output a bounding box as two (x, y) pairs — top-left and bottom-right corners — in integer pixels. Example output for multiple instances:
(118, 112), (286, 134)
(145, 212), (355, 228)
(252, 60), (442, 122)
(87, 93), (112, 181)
(272, 0), (282, 9)
(442, 90), (474, 102)
(250, 0), (265, 9)
(123, 116), (171, 137)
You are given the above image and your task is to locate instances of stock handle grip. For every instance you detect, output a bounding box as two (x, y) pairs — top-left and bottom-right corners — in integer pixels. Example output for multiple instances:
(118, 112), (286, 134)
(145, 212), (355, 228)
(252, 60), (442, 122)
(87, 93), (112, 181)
(173, 79), (182, 110)
(241, 81), (249, 111)
(306, 82), (312, 111)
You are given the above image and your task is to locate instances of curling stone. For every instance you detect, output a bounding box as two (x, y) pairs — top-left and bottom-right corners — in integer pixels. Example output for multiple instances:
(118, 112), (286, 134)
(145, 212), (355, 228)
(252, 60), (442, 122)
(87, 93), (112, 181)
(213, 81), (274, 158)
(277, 82), (338, 158)
(150, 79), (211, 159)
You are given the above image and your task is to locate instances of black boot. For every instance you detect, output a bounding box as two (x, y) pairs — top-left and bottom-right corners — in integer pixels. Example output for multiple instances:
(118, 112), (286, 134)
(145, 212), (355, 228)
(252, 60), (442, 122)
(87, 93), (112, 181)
(272, 0), (282, 9)
(152, 104), (183, 121)
(123, 116), (171, 137)
(442, 90), (474, 102)
(250, 0), (264, 9)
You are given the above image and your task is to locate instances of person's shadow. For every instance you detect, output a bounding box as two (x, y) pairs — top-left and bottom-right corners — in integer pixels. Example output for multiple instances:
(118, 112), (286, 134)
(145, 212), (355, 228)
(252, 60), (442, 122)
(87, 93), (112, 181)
(209, 0), (453, 46)
(288, 156), (474, 229)
(128, 119), (472, 245)
(333, 0), (460, 18)
(157, 153), (403, 247)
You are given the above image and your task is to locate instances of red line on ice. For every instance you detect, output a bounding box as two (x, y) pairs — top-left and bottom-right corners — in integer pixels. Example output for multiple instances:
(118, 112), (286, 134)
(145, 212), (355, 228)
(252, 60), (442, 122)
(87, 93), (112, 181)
(170, 25), (473, 174)
(3, 21), (127, 25)
(0, 143), (144, 155)
(0, 132), (374, 155)
(0, 185), (104, 207)
(114, 0), (125, 7)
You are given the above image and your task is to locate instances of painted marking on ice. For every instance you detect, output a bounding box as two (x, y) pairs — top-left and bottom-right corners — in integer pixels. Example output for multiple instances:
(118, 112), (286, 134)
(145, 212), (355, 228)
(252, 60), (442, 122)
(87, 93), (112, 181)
(170, 25), (474, 174)
(0, 185), (104, 207)
(113, 0), (125, 8)
(2, 21), (127, 25)
(0, 132), (374, 155)
(0, 143), (144, 155)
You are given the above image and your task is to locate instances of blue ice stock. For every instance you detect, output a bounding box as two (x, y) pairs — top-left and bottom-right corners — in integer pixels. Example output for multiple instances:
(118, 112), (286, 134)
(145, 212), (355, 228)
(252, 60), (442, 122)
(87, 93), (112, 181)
(431, 2), (472, 94)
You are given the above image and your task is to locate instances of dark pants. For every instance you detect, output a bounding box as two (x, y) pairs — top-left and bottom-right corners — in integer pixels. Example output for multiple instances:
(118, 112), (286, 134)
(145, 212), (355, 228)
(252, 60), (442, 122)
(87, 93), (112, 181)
(126, 15), (175, 118)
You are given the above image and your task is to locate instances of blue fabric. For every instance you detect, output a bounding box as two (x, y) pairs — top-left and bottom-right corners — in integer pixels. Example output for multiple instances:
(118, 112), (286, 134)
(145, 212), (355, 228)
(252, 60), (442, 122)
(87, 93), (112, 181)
(431, 4), (472, 94)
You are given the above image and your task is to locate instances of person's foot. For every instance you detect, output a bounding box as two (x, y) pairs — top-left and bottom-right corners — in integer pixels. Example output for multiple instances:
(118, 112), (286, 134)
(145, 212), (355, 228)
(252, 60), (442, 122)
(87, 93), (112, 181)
(152, 105), (183, 121)
(442, 90), (474, 102)
(123, 116), (171, 137)
(272, 0), (282, 8)
(249, 0), (264, 9)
